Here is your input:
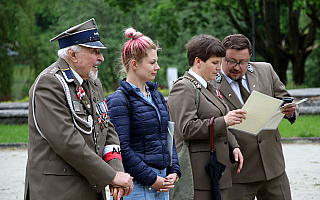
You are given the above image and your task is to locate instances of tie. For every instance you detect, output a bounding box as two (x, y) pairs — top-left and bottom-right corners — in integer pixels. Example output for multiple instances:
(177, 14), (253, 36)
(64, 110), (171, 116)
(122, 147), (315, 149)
(82, 80), (91, 100)
(236, 79), (250, 103)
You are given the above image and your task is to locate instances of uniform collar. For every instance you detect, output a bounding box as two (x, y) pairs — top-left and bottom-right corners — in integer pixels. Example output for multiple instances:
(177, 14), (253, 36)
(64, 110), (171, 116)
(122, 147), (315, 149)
(188, 69), (207, 88)
(69, 66), (84, 85)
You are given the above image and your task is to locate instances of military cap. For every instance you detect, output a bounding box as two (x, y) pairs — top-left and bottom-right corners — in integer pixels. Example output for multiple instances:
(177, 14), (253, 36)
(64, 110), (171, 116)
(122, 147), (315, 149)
(50, 18), (106, 49)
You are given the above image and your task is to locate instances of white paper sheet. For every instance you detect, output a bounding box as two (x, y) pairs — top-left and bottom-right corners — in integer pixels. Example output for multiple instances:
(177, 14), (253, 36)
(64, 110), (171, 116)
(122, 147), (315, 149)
(228, 91), (284, 135)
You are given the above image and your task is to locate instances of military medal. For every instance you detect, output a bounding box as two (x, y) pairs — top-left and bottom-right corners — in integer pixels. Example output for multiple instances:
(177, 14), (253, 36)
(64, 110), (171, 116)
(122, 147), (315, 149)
(77, 86), (85, 99)
(216, 90), (223, 99)
(96, 100), (109, 130)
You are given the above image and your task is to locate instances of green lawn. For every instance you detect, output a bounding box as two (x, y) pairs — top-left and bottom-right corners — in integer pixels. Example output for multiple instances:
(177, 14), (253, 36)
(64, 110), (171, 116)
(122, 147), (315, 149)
(0, 115), (319, 143)
(278, 115), (320, 138)
(0, 124), (28, 143)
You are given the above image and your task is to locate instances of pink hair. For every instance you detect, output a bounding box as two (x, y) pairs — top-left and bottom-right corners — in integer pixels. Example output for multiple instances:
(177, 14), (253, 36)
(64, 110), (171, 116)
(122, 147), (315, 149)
(121, 27), (159, 72)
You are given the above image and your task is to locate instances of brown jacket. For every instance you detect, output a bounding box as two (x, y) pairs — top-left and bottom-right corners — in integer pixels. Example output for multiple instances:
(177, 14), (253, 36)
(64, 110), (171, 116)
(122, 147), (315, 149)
(167, 72), (239, 191)
(211, 62), (298, 183)
(24, 58), (123, 200)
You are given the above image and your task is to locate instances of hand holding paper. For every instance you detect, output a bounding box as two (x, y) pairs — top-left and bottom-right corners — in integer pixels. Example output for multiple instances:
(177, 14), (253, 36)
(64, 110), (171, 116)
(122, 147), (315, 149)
(280, 98), (308, 111)
(229, 91), (285, 135)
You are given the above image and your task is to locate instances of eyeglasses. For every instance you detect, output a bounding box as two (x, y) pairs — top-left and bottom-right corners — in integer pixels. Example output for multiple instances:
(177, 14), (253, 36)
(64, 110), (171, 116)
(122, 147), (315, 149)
(225, 57), (250, 68)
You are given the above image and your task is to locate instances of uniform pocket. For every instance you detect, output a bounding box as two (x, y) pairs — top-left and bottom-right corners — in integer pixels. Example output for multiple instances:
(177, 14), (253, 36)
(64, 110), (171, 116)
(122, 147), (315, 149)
(44, 160), (81, 176)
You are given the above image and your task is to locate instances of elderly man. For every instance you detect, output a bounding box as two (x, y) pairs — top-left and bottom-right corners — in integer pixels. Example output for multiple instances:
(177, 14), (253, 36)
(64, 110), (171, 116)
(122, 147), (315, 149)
(211, 34), (298, 200)
(24, 18), (133, 200)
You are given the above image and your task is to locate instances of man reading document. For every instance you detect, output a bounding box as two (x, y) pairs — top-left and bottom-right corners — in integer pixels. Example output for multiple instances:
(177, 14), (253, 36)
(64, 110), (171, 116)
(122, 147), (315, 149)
(211, 34), (298, 200)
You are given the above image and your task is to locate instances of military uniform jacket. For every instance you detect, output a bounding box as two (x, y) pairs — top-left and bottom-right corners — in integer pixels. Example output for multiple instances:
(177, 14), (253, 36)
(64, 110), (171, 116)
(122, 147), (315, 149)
(24, 58), (124, 200)
(211, 62), (299, 183)
(167, 72), (240, 191)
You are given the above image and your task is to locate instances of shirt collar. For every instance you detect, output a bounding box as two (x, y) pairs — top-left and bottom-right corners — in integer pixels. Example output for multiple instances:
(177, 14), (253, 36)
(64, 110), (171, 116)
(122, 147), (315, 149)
(69, 67), (83, 85)
(188, 69), (207, 88)
(127, 82), (150, 93)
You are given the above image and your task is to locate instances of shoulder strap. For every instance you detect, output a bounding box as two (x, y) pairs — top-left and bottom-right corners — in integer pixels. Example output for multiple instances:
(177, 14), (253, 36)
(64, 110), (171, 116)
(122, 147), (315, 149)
(174, 76), (200, 109)
(115, 89), (132, 118)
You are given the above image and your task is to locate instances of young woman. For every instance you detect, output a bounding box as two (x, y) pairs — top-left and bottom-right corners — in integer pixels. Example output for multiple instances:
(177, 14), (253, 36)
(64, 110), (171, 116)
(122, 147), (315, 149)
(106, 28), (181, 200)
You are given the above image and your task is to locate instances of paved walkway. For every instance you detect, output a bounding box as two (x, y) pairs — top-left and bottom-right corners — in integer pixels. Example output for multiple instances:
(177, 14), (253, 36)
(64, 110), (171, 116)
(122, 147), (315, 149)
(0, 143), (319, 200)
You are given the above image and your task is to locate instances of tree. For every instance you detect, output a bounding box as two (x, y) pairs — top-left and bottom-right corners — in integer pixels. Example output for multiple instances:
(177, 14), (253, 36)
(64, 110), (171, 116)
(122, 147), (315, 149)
(106, 0), (320, 85)
(211, 0), (319, 85)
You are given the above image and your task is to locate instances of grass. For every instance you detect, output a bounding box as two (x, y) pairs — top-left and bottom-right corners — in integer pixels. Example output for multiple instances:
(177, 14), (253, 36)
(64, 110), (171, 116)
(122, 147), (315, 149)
(0, 124), (28, 143)
(278, 115), (320, 138)
(0, 115), (319, 143)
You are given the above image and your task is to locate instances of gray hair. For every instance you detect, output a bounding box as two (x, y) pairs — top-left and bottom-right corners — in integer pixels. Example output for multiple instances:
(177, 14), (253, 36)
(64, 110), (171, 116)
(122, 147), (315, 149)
(57, 45), (82, 59)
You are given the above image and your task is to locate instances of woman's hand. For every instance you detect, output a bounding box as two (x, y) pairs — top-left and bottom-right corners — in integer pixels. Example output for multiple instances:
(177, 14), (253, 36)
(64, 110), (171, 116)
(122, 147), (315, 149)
(151, 175), (175, 193)
(224, 109), (247, 126)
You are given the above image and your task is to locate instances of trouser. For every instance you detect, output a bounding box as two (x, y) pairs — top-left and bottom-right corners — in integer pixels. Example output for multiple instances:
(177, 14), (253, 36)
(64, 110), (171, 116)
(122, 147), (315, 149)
(194, 188), (229, 200)
(228, 172), (291, 200)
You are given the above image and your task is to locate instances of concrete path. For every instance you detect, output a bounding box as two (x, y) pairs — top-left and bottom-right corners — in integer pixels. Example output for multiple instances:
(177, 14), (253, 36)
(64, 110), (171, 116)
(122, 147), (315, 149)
(0, 143), (319, 200)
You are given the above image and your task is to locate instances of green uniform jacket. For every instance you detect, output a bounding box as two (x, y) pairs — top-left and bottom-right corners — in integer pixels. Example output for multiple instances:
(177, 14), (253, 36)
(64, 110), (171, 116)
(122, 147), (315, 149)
(167, 72), (239, 192)
(24, 58), (124, 200)
(211, 62), (299, 183)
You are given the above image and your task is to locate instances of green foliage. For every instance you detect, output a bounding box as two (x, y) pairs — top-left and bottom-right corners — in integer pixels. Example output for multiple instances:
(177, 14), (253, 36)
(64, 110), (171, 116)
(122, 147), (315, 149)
(2, 0), (320, 101)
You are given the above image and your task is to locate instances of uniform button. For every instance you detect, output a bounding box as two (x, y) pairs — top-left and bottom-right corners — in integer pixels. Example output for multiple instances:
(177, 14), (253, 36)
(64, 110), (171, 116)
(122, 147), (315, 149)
(217, 133), (221, 137)
(97, 145), (100, 150)
(258, 139), (262, 143)
(63, 168), (67, 173)
(224, 140), (227, 145)
(96, 132), (99, 137)
(92, 185), (97, 188)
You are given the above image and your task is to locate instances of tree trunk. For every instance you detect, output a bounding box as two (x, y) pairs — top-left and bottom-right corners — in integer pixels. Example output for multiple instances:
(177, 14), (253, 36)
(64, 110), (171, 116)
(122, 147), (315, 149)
(292, 51), (306, 85)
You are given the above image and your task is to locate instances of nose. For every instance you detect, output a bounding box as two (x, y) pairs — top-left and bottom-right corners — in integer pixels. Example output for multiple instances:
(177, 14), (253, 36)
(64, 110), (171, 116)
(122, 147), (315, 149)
(233, 64), (241, 70)
(155, 63), (160, 70)
(217, 62), (222, 70)
(98, 53), (104, 62)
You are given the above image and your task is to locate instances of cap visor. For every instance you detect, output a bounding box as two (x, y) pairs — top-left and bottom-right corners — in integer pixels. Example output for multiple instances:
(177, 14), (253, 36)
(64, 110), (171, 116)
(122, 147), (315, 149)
(79, 41), (107, 49)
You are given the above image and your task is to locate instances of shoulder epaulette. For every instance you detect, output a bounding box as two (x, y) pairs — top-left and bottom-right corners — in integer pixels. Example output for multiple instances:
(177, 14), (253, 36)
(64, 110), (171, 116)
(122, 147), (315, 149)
(173, 75), (200, 109)
(174, 76), (201, 89)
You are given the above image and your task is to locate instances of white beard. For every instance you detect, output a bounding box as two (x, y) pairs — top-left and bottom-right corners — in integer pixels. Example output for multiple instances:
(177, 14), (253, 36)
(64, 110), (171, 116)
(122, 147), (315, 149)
(88, 67), (98, 80)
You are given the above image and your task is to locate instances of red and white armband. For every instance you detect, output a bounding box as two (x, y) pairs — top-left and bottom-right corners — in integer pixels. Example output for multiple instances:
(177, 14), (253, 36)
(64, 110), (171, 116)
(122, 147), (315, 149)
(103, 145), (122, 162)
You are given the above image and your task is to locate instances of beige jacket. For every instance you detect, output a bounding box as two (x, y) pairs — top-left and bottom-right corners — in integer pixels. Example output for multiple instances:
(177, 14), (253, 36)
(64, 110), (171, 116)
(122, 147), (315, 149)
(167, 72), (239, 191)
(211, 62), (298, 183)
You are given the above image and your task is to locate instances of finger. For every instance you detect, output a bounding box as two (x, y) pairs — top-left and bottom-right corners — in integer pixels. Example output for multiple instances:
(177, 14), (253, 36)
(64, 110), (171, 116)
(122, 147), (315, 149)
(118, 188), (125, 199)
(234, 153), (239, 162)
(113, 187), (118, 199)
(237, 155), (244, 173)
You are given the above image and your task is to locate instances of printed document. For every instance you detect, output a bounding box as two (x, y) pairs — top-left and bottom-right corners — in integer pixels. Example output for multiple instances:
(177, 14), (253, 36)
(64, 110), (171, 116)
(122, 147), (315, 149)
(229, 91), (284, 135)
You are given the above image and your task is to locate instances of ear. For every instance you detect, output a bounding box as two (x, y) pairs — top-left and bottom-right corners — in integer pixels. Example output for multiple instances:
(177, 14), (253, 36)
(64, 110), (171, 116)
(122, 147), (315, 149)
(195, 57), (201, 68)
(130, 60), (137, 71)
(67, 48), (77, 63)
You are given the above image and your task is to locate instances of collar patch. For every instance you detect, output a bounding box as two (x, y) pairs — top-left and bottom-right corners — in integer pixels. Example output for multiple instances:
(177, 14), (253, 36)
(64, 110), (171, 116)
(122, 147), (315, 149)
(247, 64), (254, 73)
(61, 68), (74, 83)
(215, 73), (222, 83)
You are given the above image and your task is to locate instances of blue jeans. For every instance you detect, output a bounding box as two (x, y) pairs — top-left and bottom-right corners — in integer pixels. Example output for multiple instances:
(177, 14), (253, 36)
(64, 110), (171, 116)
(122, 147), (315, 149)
(111, 167), (169, 200)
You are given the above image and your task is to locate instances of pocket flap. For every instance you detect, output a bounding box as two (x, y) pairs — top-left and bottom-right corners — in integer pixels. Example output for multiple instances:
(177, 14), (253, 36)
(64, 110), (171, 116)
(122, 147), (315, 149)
(44, 160), (81, 176)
